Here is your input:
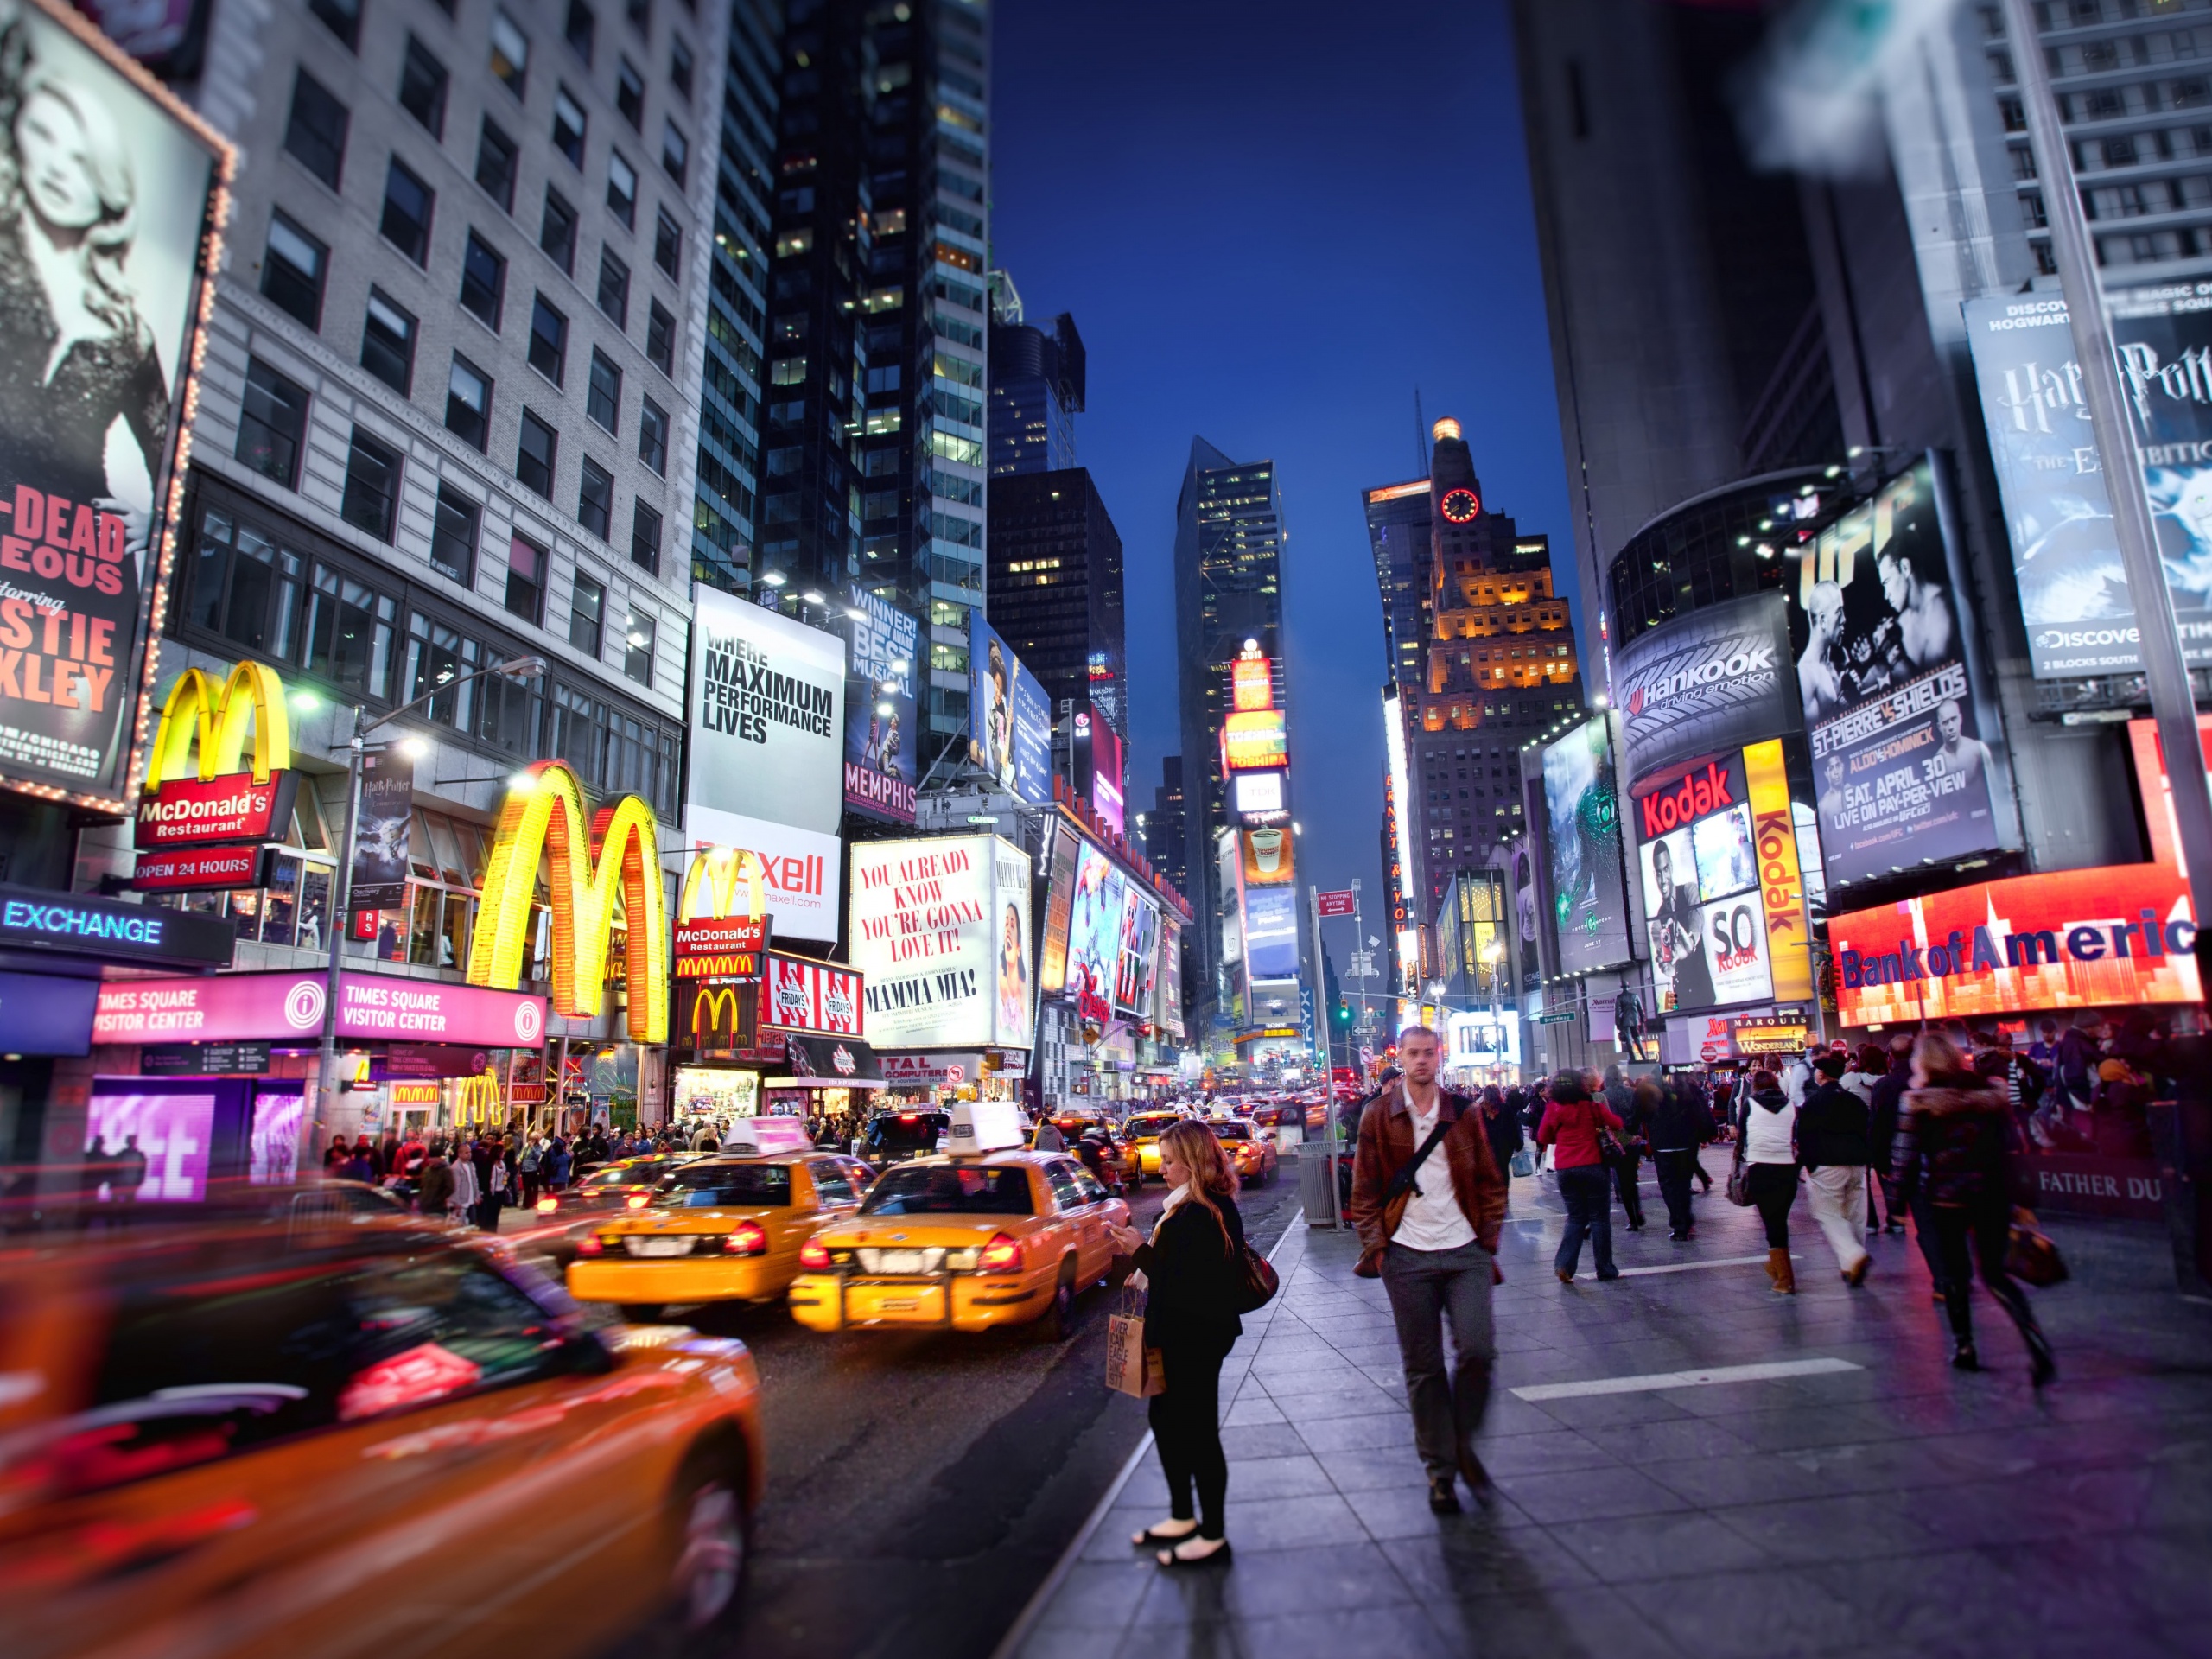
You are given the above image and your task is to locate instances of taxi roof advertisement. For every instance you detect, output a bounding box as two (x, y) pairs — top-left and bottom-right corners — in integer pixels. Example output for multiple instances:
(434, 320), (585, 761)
(685, 588), (847, 943)
(849, 835), (1033, 1052)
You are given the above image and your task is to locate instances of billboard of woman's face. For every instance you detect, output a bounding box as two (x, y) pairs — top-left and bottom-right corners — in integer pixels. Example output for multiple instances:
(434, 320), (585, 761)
(0, 0), (221, 804)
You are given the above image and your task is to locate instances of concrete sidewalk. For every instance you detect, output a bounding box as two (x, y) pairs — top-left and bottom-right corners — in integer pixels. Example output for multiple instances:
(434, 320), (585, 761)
(1004, 1166), (2212, 1658)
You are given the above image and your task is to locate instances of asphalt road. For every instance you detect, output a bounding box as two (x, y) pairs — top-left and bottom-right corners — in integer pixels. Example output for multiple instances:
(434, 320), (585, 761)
(611, 1159), (1305, 1659)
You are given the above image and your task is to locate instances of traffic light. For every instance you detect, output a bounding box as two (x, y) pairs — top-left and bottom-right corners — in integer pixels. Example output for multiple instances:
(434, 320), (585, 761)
(1336, 1002), (1351, 1024)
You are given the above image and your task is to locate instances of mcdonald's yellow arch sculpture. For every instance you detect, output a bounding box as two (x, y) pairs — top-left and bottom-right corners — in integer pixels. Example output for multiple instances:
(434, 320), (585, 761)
(144, 660), (291, 788)
(467, 760), (669, 1043)
(681, 844), (765, 924)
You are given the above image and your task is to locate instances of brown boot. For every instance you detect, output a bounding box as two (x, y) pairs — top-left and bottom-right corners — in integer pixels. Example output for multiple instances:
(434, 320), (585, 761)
(1768, 1248), (1795, 1294)
(1763, 1250), (1778, 1287)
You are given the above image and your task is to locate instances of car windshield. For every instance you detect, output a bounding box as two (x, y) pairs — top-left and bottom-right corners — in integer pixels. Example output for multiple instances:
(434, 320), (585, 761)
(859, 1166), (1033, 1217)
(1126, 1116), (1179, 1138)
(585, 1164), (656, 1189)
(1210, 1123), (1250, 1141)
(867, 1115), (946, 1153)
(654, 1163), (791, 1207)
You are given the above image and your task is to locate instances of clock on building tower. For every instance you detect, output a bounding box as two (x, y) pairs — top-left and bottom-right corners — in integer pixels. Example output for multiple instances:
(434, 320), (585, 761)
(1440, 487), (1480, 524)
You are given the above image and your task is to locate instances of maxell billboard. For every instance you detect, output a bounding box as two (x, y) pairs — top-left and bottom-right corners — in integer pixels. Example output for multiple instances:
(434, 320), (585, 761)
(1613, 594), (1797, 786)
(685, 588), (846, 942)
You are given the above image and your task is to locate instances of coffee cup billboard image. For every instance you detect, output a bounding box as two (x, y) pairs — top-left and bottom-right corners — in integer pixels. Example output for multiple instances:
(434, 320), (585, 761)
(1239, 826), (1292, 886)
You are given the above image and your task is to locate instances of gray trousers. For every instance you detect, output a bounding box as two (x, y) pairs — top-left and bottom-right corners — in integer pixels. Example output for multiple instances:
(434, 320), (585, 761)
(1380, 1240), (1497, 1478)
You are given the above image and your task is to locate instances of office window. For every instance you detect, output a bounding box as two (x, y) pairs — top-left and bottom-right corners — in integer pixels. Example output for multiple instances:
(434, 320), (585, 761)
(304, 566), (397, 700)
(669, 36), (692, 99)
(541, 187), (578, 273)
(587, 348), (620, 431)
(516, 409), (557, 497)
(397, 37), (448, 138)
(359, 288), (416, 394)
(308, 0), (359, 50)
(340, 428), (401, 542)
(644, 298), (674, 373)
(446, 353), (491, 450)
(505, 533), (547, 620)
(629, 498), (661, 573)
(606, 150), (636, 227)
(454, 233), (505, 333)
(283, 70), (347, 188)
(636, 394), (666, 474)
(577, 457), (613, 538)
(261, 211), (326, 329)
(652, 208), (681, 277)
(569, 570), (604, 653)
(380, 159), (434, 264)
(605, 61), (640, 132)
(553, 86), (587, 168)
(660, 120), (687, 186)
(475, 118), (518, 212)
(623, 609), (655, 684)
(490, 9), (530, 96)
(187, 506), (303, 658)
(236, 357), (308, 487)
(595, 248), (630, 327)
(527, 294), (567, 383)
(626, 0), (647, 31)
(430, 483), (480, 584)
(564, 0), (595, 63)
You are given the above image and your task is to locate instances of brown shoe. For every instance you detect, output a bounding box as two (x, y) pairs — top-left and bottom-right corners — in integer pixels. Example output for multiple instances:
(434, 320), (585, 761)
(1555, 1268), (1573, 1284)
(1845, 1256), (1871, 1287)
(1768, 1248), (1796, 1294)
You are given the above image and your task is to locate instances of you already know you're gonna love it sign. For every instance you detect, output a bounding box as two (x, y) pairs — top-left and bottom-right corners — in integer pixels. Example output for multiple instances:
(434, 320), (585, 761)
(849, 835), (1033, 1052)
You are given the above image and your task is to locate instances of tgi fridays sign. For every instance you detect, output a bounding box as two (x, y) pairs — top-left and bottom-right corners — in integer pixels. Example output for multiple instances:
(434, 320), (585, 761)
(762, 950), (861, 1036)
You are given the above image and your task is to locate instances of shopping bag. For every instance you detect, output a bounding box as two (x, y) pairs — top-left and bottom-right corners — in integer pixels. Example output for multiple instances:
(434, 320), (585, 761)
(1105, 1293), (1163, 1397)
(2007, 1207), (2069, 1288)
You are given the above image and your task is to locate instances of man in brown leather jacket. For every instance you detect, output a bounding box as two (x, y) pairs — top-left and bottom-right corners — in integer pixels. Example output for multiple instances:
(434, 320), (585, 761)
(1347, 1025), (1509, 1515)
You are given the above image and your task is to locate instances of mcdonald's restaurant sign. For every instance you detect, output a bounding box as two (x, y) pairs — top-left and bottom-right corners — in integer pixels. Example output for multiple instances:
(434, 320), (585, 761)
(134, 661), (299, 855)
(675, 845), (768, 979)
(466, 759), (670, 1043)
(683, 980), (755, 1053)
(457, 1070), (503, 1123)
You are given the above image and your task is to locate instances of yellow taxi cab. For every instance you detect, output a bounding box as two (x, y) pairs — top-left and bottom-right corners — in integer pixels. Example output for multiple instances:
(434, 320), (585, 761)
(568, 1132), (875, 1321)
(0, 1196), (765, 1659)
(1207, 1116), (1281, 1185)
(1122, 1110), (1185, 1183)
(788, 1102), (1129, 1339)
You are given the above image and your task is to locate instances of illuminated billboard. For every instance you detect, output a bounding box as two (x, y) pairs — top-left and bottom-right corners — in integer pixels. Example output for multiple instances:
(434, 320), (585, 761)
(968, 614), (1051, 804)
(1538, 715), (1633, 973)
(1221, 709), (1288, 772)
(843, 584), (918, 824)
(1238, 826), (1293, 887)
(849, 835), (1033, 1050)
(1635, 753), (1774, 1015)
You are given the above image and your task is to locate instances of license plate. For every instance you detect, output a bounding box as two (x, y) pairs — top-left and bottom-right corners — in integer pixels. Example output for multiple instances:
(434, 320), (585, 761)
(879, 1297), (918, 1311)
(874, 1249), (925, 1274)
(628, 1236), (692, 1257)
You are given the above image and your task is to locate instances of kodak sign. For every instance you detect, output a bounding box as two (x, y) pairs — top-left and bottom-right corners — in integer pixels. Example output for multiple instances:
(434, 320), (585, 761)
(134, 661), (299, 858)
(1637, 760), (1733, 840)
(466, 760), (669, 1042)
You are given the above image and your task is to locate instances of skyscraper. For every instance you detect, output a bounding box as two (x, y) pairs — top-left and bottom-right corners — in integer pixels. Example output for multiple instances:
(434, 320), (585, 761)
(1173, 437), (1291, 1046)
(988, 299), (1084, 476)
(1144, 755), (1188, 899)
(750, 0), (991, 769)
(985, 468), (1125, 737)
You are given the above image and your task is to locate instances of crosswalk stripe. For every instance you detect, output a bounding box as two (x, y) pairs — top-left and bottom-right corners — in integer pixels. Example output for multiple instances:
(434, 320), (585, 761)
(1510, 1357), (1863, 1402)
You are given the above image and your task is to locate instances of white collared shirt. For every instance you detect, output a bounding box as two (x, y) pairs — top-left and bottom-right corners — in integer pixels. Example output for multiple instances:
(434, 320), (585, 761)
(1393, 1092), (1476, 1253)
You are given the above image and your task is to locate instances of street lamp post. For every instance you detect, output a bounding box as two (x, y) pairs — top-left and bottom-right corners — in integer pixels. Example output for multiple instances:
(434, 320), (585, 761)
(302, 655), (547, 1175)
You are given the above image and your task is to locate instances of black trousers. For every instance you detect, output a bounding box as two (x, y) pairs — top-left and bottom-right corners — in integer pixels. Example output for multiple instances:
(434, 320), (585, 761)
(1653, 1150), (1698, 1234)
(1930, 1195), (2041, 1349)
(1149, 1338), (1231, 1539)
(1745, 1162), (1797, 1249)
(1612, 1147), (1646, 1226)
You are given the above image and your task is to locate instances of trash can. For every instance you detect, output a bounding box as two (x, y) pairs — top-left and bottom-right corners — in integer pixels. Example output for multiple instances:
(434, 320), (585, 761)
(1299, 1141), (1344, 1228)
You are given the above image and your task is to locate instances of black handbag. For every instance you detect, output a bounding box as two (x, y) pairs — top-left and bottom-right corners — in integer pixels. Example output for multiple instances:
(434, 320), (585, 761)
(1232, 1239), (1279, 1313)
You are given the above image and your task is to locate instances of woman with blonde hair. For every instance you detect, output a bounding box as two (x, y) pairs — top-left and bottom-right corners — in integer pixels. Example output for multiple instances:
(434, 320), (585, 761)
(1108, 1118), (1246, 1568)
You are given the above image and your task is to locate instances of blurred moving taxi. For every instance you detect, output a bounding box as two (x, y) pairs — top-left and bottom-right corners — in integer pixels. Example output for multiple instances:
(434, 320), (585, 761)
(1122, 1110), (1185, 1183)
(569, 1122), (874, 1321)
(789, 1103), (1128, 1339)
(531, 1153), (698, 1222)
(1206, 1117), (1280, 1185)
(0, 1198), (764, 1659)
(861, 1108), (950, 1170)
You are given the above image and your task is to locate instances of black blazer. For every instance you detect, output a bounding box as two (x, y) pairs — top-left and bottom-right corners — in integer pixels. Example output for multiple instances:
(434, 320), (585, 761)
(1132, 1191), (1246, 1352)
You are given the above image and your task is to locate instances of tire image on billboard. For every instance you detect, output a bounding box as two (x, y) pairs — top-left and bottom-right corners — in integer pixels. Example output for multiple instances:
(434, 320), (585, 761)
(0, 0), (223, 804)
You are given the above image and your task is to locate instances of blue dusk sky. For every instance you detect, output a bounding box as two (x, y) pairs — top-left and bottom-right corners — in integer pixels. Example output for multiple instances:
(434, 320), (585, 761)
(990, 0), (1580, 926)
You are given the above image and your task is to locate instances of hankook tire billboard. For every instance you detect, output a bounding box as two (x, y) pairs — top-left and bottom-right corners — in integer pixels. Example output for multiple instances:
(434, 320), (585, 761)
(1613, 594), (1798, 787)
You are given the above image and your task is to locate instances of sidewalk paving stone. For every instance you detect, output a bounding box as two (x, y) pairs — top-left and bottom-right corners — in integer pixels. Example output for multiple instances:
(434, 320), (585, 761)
(1008, 1162), (2212, 1659)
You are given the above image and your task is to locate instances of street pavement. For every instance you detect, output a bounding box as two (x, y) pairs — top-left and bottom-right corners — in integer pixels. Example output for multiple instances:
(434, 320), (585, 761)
(1006, 1161), (2212, 1659)
(591, 1162), (1306, 1659)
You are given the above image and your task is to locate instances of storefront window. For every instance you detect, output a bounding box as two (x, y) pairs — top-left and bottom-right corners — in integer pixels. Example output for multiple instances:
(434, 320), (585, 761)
(227, 888), (264, 942)
(409, 886), (442, 965)
(299, 868), (330, 950)
(264, 856), (299, 946)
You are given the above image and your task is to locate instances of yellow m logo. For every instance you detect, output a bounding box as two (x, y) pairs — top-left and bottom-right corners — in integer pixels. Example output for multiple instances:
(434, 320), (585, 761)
(681, 844), (766, 922)
(144, 660), (291, 790)
(690, 984), (743, 1046)
(466, 760), (669, 1042)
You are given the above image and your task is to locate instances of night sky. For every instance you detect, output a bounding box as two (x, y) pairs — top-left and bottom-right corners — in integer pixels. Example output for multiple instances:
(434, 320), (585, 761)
(991, 0), (1580, 945)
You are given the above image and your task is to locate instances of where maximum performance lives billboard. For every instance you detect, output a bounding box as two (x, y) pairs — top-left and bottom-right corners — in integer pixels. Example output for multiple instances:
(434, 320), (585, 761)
(1965, 287), (2212, 678)
(0, 0), (227, 809)
(687, 588), (846, 942)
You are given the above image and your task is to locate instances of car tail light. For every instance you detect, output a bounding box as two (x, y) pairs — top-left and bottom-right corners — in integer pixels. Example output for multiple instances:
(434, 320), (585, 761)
(799, 1238), (833, 1271)
(626, 1192), (651, 1210)
(977, 1232), (1023, 1273)
(536, 1196), (559, 1215)
(576, 1233), (607, 1257)
(725, 1221), (769, 1257)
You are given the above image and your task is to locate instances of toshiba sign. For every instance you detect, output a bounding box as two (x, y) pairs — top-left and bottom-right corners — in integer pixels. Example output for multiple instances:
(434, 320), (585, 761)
(1614, 594), (1798, 785)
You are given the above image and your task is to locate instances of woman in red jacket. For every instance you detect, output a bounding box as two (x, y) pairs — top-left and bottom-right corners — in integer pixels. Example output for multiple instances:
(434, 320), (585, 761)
(1537, 1072), (1624, 1283)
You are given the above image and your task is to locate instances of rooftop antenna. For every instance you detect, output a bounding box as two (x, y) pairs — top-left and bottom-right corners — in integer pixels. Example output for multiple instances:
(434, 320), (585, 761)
(1414, 389), (1429, 475)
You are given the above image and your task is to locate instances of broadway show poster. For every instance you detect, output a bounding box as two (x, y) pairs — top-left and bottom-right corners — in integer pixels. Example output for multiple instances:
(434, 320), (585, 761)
(967, 613), (1051, 804)
(0, 0), (222, 804)
(1789, 460), (2002, 887)
(347, 748), (411, 909)
(1539, 715), (1633, 973)
(1063, 840), (1122, 1018)
(843, 582), (917, 824)
(1963, 289), (2212, 677)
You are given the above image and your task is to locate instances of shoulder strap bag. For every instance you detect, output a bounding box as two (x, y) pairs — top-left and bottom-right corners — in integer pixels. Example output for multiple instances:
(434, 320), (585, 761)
(1724, 1116), (1755, 1207)
(1353, 1106), (1453, 1279)
(1592, 1102), (1628, 1168)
